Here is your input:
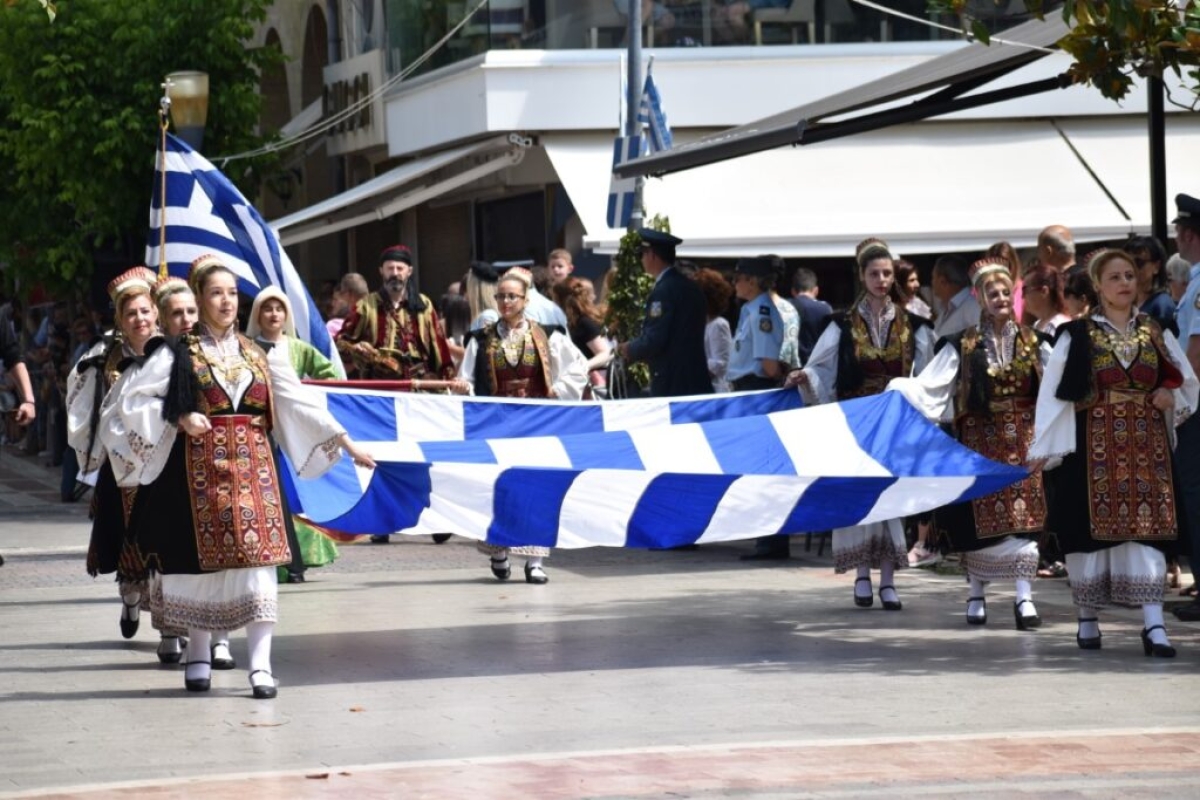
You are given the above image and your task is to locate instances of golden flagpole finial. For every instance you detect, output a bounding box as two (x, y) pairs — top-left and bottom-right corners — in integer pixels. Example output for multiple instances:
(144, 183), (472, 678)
(157, 78), (172, 281)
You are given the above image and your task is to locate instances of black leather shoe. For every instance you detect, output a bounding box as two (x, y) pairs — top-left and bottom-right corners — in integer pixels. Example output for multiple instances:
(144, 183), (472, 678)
(119, 598), (140, 639)
(1076, 618), (1102, 650)
(369, 535), (390, 544)
(211, 641), (236, 670)
(1142, 625), (1176, 658)
(524, 563), (549, 584)
(1014, 599), (1042, 630)
(184, 661), (211, 692)
(156, 636), (184, 664)
(853, 576), (873, 608)
(249, 669), (277, 699)
(1172, 601), (1200, 621)
(432, 533), (452, 544)
(286, 570), (306, 584)
(879, 585), (902, 611)
(490, 557), (511, 581)
(966, 596), (987, 625)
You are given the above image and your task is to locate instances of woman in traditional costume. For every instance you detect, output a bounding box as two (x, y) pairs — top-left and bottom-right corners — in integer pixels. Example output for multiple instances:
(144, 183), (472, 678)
(889, 257), (1052, 629)
(67, 267), (188, 663)
(785, 238), (935, 610)
(1029, 249), (1197, 657)
(100, 255), (375, 697)
(457, 268), (587, 584)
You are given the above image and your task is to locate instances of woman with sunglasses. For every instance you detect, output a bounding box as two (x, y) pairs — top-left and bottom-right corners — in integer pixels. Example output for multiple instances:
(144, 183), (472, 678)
(456, 268), (588, 584)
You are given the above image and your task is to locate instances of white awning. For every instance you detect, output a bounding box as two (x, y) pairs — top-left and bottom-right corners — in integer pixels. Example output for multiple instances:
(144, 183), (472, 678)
(546, 116), (1200, 258)
(272, 135), (527, 246)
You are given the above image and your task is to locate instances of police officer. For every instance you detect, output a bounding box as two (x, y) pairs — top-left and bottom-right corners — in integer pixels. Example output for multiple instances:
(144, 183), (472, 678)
(617, 229), (712, 397)
(1170, 193), (1200, 621)
(726, 256), (796, 560)
(726, 256), (792, 391)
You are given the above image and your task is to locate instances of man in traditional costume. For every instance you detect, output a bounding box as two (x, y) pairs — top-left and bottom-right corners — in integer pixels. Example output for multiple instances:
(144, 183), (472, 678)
(336, 244), (455, 381)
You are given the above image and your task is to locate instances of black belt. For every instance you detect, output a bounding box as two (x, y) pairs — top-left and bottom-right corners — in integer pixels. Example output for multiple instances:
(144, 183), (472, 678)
(731, 375), (779, 391)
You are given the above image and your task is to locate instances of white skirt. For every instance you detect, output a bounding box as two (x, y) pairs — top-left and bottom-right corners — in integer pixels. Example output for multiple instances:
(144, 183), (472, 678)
(1066, 542), (1166, 608)
(160, 567), (278, 632)
(476, 542), (551, 559)
(962, 536), (1039, 582)
(146, 574), (187, 637)
(833, 519), (906, 573)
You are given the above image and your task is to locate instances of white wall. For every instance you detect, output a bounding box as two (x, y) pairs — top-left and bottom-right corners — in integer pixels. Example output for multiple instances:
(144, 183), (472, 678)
(383, 44), (1192, 158)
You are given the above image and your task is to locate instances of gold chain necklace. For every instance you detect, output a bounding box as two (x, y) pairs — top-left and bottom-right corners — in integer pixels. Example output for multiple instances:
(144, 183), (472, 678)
(498, 322), (530, 367)
(204, 328), (245, 385)
(1102, 325), (1141, 364)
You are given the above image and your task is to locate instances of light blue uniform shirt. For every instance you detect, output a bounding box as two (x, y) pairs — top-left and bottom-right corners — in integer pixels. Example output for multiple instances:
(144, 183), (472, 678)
(726, 292), (785, 381)
(1176, 263), (1200, 342)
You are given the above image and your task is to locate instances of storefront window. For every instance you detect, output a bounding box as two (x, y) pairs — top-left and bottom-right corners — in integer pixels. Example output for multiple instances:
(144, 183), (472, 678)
(383, 1), (1033, 78)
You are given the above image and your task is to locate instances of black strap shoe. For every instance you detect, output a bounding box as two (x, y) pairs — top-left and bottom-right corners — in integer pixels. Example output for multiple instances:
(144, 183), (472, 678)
(249, 669), (277, 699)
(1076, 618), (1102, 650)
(184, 661), (212, 692)
(853, 576), (873, 608)
(1142, 625), (1176, 658)
(1014, 598), (1042, 630)
(966, 596), (987, 625)
(119, 597), (140, 639)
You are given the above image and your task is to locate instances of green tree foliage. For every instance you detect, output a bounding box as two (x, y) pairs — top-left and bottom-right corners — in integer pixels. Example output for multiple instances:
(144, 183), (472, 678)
(929, 1), (1200, 105)
(604, 213), (670, 390)
(0, 0), (281, 293)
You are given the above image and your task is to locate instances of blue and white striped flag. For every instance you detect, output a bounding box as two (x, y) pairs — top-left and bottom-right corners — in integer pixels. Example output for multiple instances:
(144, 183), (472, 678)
(145, 133), (342, 374)
(637, 68), (673, 153)
(280, 389), (1024, 548)
(607, 134), (642, 229)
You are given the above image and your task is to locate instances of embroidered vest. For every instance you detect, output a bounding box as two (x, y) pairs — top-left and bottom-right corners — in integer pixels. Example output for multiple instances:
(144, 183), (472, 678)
(187, 333), (273, 425)
(472, 322), (555, 398)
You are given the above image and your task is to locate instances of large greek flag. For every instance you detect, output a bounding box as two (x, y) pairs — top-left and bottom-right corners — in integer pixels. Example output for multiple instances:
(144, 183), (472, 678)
(280, 388), (1024, 548)
(145, 133), (341, 374)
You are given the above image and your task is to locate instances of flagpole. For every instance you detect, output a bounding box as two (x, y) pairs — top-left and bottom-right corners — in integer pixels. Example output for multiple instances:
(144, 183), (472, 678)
(625, 0), (644, 231)
(157, 81), (172, 280)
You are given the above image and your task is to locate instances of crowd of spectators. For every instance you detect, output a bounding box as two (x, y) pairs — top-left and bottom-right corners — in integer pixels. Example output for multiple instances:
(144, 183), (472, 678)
(1, 292), (108, 501)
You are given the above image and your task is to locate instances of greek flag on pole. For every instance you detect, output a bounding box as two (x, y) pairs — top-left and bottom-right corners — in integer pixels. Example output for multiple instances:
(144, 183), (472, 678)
(607, 134), (641, 229)
(145, 133), (342, 374)
(281, 388), (1024, 548)
(637, 68), (673, 153)
(604, 133), (643, 227)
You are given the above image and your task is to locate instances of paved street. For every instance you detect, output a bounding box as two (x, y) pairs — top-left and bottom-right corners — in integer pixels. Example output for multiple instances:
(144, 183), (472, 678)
(2, 448), (1199, 799)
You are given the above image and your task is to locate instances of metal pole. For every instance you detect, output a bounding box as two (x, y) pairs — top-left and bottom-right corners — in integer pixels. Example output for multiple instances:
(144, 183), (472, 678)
(1148, 73), (1168, 245)
(626, 0), (644, 230)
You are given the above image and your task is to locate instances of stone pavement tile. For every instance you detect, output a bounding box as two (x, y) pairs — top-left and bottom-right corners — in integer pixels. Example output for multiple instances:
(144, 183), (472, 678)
(4, 528), (1200, 799)
(10, 732), (1200, 799)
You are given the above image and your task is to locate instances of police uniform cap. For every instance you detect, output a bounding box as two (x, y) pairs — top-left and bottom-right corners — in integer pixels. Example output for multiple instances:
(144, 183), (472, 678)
(734, 256), (774, 278)
(636, 228), (683, 248)
(469, 260), (500, 283)
(1173, 193), (1200, 227)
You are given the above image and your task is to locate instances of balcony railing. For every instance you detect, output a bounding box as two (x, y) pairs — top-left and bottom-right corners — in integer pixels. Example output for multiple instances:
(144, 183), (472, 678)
(384, 0), (1034, 78)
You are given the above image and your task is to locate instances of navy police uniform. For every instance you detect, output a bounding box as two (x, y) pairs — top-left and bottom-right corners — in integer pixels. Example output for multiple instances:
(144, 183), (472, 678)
(625, 229), (713, 397)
